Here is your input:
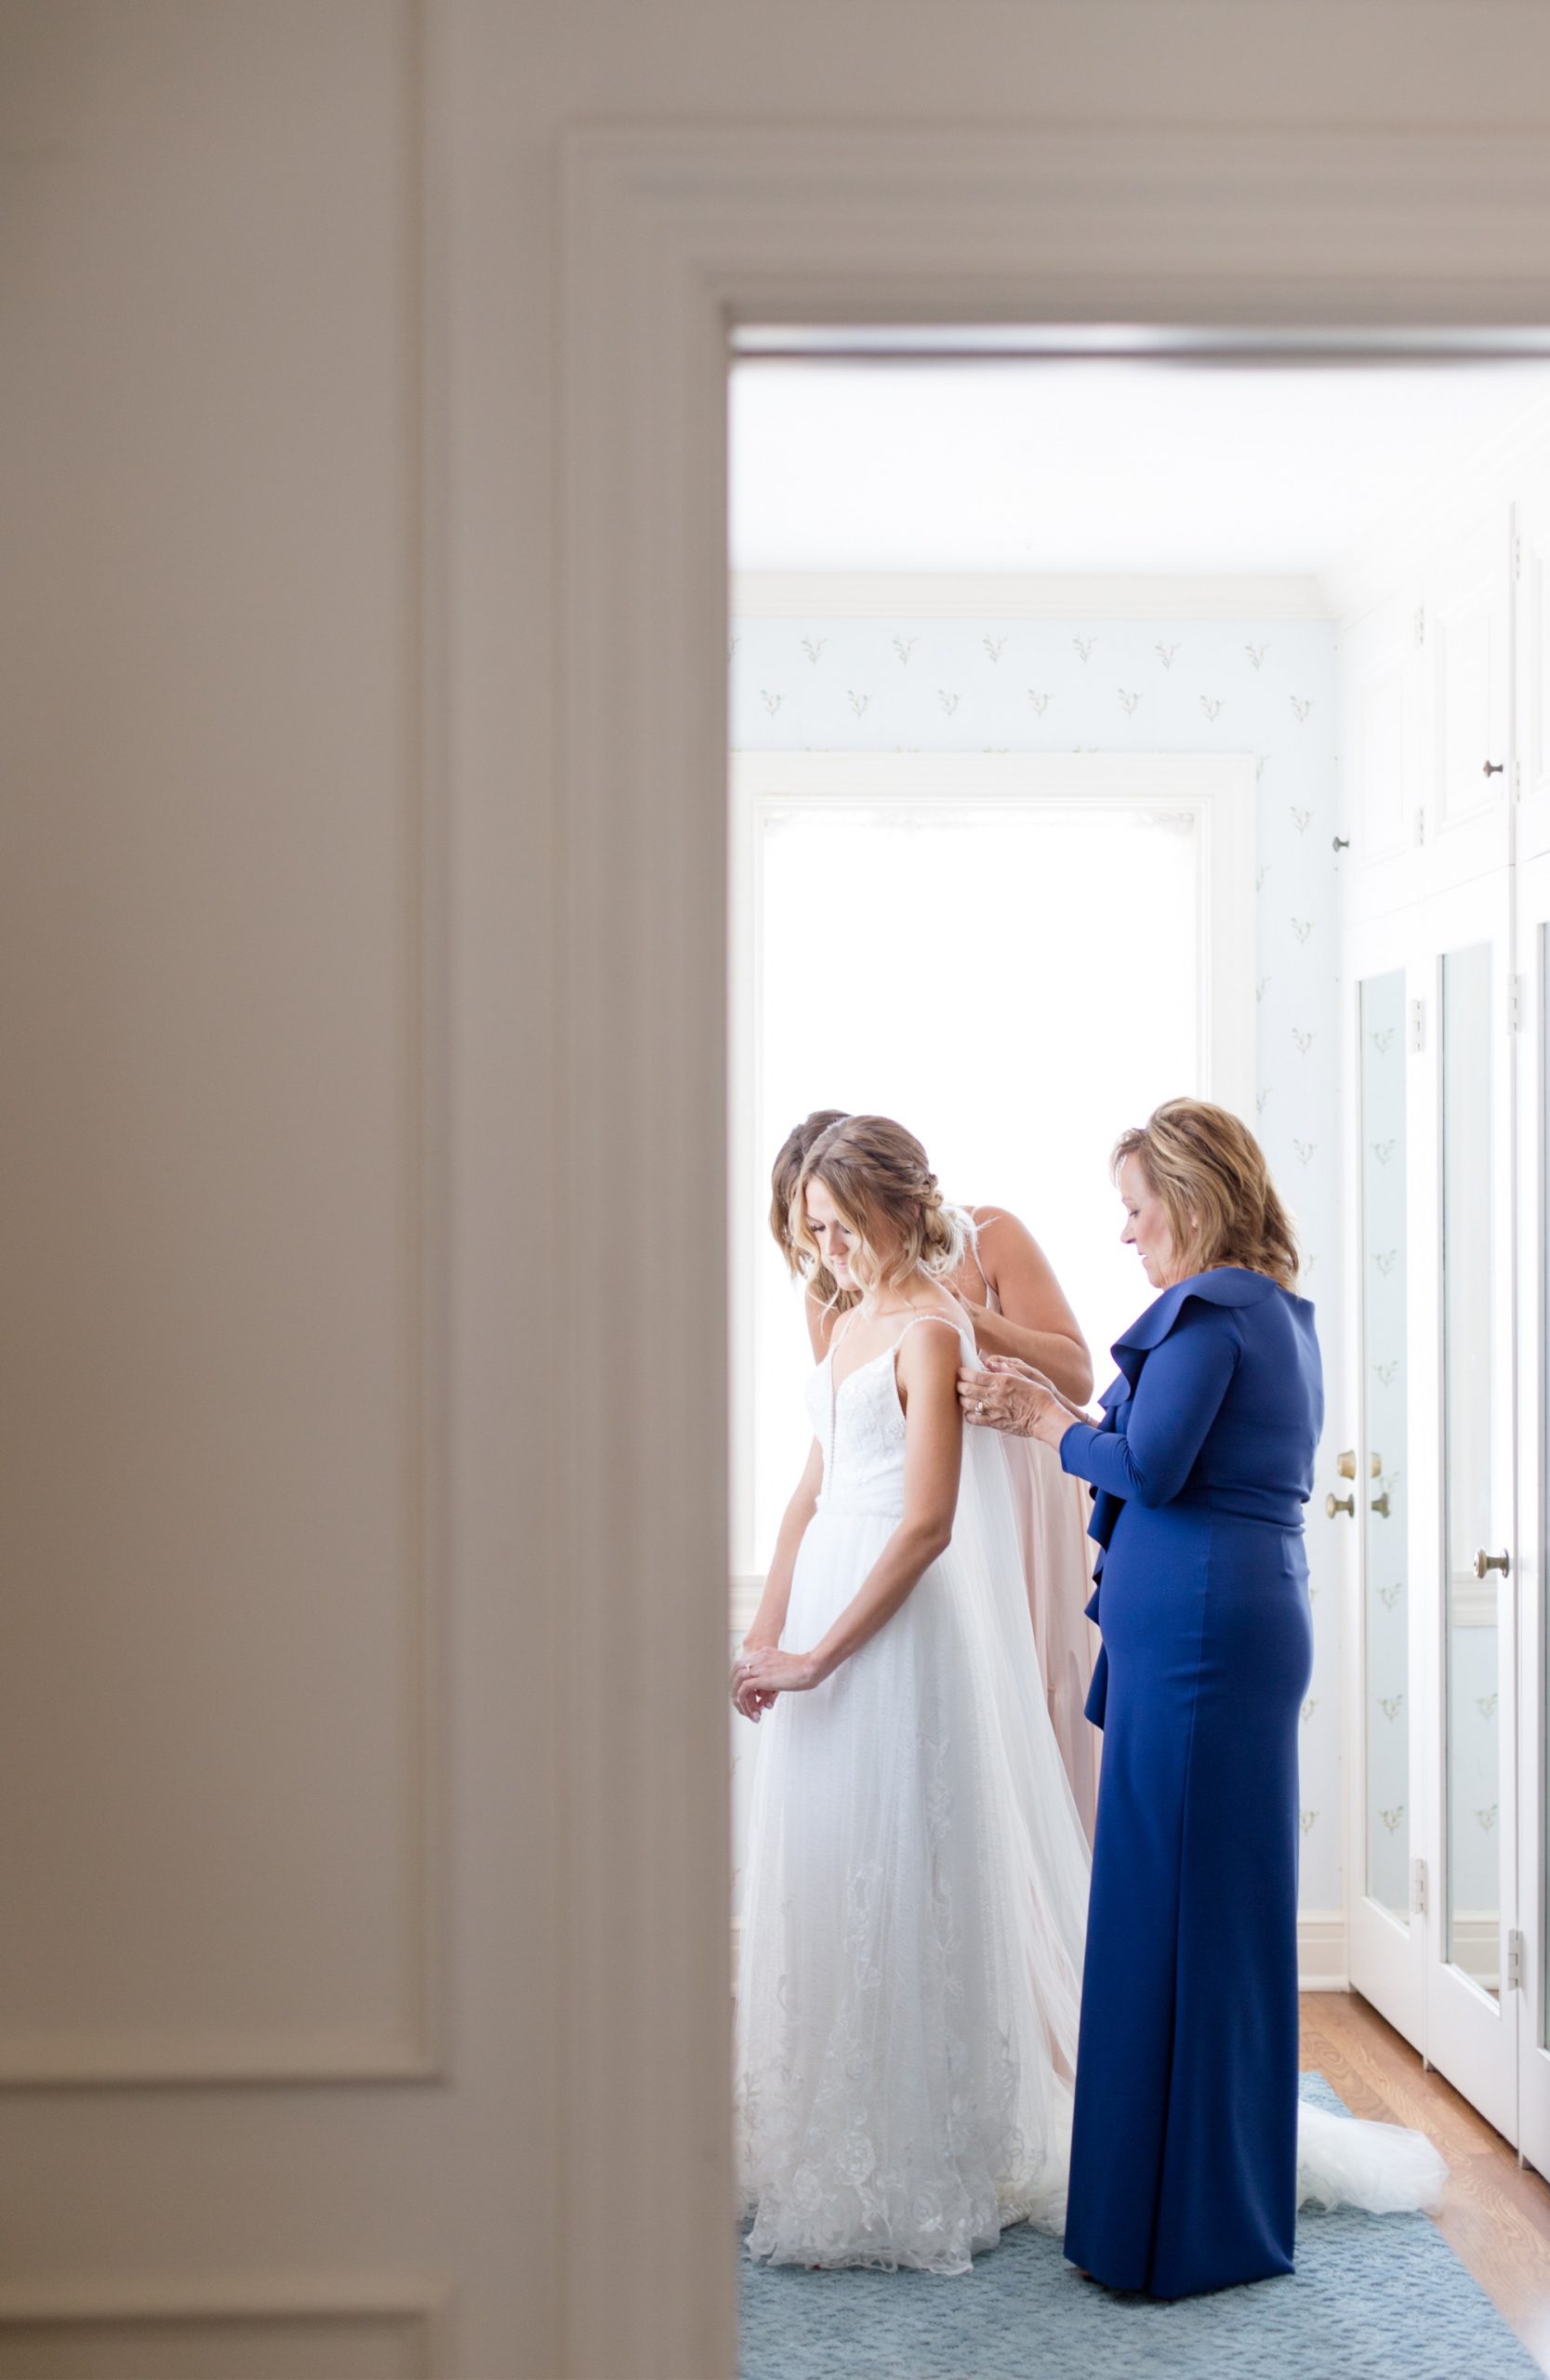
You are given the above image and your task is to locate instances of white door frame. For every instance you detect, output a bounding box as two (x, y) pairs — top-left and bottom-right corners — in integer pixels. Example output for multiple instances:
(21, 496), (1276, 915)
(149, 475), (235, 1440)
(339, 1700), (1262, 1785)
(557, 126), (1550, 2378)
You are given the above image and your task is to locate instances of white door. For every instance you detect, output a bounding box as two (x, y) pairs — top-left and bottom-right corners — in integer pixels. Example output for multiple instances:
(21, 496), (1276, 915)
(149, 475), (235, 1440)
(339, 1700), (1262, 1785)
(1344, 873), (1519, 2133)
(1513, 840), (1550, 2177)
(1422, 510), (1514, 892)
(1418, 872), (1520, 2137)
(1344, 918), (1427, 2046)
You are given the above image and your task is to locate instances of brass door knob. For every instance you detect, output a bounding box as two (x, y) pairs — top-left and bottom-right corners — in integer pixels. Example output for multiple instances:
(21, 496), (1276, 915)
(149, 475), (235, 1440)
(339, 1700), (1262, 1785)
(1370, 1490), (1391, 1519)
(1473, 1548), (1511, 1579)
(1327, 1491), (1356, 1519)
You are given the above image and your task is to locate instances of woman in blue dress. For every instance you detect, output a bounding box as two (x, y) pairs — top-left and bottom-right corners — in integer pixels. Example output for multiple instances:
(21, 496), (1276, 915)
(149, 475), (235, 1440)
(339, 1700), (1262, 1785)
(960, 1098), (1439, 2298)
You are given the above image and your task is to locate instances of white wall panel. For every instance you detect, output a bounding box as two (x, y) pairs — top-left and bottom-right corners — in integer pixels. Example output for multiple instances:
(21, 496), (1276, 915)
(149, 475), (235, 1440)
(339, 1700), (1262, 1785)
(0, 0), (444, 2082)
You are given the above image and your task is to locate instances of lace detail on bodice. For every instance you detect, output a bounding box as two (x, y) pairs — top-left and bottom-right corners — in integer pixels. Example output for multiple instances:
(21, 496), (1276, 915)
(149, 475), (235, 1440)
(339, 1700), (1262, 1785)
(806, 1316), (970, 1519)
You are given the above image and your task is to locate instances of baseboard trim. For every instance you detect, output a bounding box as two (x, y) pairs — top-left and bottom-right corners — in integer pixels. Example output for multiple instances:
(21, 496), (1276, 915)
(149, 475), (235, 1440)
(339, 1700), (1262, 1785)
(1297, 1910), (1349, 1990)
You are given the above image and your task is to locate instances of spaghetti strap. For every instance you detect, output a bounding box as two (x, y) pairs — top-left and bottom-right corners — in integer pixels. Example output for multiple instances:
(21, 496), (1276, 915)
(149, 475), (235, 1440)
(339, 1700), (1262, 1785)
(893, 1311), (969, 1351)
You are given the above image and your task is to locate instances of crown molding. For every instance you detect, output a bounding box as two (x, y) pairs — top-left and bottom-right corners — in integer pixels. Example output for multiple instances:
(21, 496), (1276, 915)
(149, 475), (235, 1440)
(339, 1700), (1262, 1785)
(731, 570), (1332, 621)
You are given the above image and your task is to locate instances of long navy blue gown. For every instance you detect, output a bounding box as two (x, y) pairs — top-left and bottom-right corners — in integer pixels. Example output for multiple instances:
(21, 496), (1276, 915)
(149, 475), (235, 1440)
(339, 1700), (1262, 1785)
(1057, 1265), (1322, 2299)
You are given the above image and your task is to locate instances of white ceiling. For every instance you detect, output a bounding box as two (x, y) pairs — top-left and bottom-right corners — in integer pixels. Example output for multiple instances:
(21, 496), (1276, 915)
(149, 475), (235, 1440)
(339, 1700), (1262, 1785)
(729, 360), (1550, 579)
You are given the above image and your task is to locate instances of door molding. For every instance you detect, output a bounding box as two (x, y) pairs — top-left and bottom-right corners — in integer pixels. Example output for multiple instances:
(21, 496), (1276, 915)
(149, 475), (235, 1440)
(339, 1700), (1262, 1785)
(558, 122), (1550, 2378)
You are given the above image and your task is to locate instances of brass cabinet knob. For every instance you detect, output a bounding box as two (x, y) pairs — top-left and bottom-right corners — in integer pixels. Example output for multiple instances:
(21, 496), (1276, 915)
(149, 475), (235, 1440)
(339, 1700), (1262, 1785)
(1483, 759), (1504, 776)
(1472, 1548), (1511, 1579)
(1337, 1449), (1356, 1479)
(1327, 1491), (1356, 1519)
(1370, 1490), (1391, 1519)
(1370, 1452), (1383, 1478)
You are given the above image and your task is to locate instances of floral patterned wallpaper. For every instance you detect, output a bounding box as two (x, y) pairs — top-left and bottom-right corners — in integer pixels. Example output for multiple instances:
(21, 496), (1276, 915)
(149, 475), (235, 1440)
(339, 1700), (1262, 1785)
(732, 606), (1345, 1912)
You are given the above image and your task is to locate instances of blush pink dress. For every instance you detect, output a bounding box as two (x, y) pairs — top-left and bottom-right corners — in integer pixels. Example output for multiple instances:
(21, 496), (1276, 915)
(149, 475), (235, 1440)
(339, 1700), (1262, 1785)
(973, 1260), (1101, 1844)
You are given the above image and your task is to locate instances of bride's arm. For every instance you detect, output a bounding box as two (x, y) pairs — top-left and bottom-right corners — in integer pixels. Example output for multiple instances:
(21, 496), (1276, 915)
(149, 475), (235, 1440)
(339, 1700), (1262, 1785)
(733, 1438), (823, 1716)
(738, 1322), (962, 1698)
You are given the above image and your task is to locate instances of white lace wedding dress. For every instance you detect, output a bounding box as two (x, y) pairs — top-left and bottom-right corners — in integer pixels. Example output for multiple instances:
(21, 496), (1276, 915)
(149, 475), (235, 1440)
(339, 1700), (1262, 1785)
(734, 1305), (1445, 2277)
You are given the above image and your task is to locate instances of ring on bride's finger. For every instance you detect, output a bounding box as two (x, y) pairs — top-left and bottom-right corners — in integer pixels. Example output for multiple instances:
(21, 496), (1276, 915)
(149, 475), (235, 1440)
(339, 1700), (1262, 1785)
(974, 1401), (986, 1416)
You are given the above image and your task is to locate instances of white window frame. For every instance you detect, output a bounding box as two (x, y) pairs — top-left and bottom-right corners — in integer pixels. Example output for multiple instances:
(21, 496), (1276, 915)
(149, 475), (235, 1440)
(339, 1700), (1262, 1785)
(729, 747), (1258, 1596)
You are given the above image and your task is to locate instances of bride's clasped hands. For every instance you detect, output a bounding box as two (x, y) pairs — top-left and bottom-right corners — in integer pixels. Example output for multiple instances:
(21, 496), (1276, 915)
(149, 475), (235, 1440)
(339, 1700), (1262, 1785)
(731, 1641), (824, 1716)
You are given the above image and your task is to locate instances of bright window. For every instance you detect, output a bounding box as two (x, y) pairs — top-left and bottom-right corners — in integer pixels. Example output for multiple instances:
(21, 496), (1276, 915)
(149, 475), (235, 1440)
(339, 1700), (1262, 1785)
(729, 752), (1256, 1579)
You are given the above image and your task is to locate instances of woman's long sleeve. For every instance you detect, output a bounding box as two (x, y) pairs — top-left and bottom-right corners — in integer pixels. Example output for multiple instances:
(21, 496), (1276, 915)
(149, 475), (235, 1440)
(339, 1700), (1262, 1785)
(1059, 1309), (1240, 1508)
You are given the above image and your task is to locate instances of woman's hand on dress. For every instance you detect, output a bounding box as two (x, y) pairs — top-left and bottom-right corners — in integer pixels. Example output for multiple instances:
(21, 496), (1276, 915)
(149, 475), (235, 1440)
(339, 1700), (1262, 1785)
(958, 1357), (1074, 1448)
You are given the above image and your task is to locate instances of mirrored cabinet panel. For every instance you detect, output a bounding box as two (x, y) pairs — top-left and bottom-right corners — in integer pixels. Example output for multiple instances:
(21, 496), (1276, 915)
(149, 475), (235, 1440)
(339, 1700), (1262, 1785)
(1543, 924), (1550, 2050)
(1440, 943), (1500, 1996)
(1360, 972), (1411, 1920)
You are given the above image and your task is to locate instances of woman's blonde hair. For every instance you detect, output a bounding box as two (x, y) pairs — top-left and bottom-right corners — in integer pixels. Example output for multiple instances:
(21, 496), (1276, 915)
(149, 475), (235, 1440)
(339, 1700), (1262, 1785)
(1112, 1098), (1300, 1290)
(770, 1109), (853, 1309)
(792, 1115), (967, 1303)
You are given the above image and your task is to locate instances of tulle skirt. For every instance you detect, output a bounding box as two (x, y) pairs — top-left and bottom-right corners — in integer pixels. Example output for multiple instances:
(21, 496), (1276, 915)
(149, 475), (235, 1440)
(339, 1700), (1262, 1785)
(1297, 2099), (1446, 2215)
(735, 1456), (1092, 2275)
(1006, 1434), (1101, 1844)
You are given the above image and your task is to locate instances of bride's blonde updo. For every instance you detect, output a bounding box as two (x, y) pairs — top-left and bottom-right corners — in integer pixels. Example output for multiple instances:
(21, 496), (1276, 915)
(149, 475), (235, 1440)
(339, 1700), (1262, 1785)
(1113, 1098), (1301, 1290)
(792, 1115), (967, 1303)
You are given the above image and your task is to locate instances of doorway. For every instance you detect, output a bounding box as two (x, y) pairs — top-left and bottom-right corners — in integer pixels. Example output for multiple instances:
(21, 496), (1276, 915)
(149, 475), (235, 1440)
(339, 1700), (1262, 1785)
(555, 117), (1550, 2380)
(727, 337), (1550, 2175)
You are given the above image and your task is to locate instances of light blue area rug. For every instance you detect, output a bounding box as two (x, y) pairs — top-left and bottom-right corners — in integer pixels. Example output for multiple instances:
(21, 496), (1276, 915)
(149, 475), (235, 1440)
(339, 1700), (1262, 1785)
(739, 2076), (1542, 2380)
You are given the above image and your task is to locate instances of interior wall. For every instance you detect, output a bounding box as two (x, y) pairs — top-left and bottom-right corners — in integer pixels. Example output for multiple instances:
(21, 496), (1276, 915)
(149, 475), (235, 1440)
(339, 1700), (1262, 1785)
(0, 3), (555, 2373)
(733, 602), (1345, 1907)
(9, 0), (1550, 2371)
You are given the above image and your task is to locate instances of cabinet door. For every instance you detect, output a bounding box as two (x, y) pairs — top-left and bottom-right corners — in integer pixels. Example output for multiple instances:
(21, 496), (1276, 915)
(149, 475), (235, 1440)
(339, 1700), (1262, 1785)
(1344, 929), (1427, 2048)
(1422, 510), (1512, 889)
(1421, 876), (1519, 2140)
(1515, 851), (1550, 2179)
(1516, 481), (1550, 864)
(1340, 585), (1424, 922)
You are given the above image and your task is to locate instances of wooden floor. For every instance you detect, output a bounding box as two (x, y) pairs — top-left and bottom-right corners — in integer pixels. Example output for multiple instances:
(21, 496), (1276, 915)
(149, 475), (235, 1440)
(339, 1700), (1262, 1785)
(1302, 1990), (1550, 2373)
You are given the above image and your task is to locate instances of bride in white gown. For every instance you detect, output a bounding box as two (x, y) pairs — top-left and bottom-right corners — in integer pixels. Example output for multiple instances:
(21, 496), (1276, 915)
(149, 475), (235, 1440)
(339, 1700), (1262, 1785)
(733, 1115), (1444, 2277)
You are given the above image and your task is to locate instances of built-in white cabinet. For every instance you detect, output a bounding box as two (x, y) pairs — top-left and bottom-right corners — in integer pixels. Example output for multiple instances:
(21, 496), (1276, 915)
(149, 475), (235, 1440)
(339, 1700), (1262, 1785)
(1344, 879), (1518, 2139)
(1339, 583), (1423, 898)
(1517, 473), (1550, 862)
(1514, 844), (1550, 2176)
(1341, 482), (1550, 2163)
(1340, 509), (1512, 918)
(1424, 510), (1513, 878)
